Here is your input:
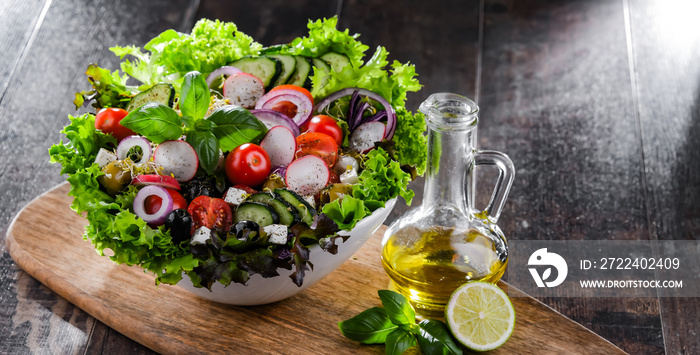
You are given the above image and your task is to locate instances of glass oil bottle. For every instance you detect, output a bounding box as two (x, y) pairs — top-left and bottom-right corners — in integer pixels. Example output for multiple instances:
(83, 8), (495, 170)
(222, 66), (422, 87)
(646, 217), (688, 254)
(381, 93), (515, 318)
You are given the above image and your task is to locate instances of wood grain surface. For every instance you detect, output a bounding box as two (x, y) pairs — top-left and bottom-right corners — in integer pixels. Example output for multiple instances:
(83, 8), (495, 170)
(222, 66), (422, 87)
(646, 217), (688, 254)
(627, 1), (700, 353)
(0, 0), (698, 353)
(6, 183), (626, 355)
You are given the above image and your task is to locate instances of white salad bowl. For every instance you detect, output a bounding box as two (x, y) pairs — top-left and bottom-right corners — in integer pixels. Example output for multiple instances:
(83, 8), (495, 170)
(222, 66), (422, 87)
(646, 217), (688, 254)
(175, 198), (396, 305)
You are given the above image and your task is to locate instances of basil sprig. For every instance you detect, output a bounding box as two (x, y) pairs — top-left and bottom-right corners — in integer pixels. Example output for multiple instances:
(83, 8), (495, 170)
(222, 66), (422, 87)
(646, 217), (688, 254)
(120, 102), (182, 144)
(338, 290), (463, 355)
(120, 71), (268, 174)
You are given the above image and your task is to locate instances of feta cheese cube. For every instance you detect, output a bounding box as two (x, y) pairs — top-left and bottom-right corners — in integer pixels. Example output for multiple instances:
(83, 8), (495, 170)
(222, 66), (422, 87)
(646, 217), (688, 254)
(333, 155), (359, 175)
(264, 224), (289, 244)
(303, 195), (316, 208)
(190, 226), (211, 245)
(340, 168), (360, 185)
(223, 187), (248, 207)
(94, 148), (117, 168)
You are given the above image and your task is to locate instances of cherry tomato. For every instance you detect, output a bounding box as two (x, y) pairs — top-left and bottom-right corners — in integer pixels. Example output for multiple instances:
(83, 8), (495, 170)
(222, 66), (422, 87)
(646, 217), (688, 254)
(270, 100), (298, 119)
(303, 115), (343, 145)
(144, 188), (188, 215)
(187, 195), (233, 234)
(328, 170), (340, 184)
(270, 85), (314, 105)
(225, 143), (272, 187)
(295, 132), (338, 167)
(94, 108), (136, 142)
(232, 184), (258, 195)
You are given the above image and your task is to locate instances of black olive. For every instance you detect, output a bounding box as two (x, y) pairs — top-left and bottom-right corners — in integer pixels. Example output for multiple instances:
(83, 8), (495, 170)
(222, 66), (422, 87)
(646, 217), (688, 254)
(180, 175), (221, 201)
(164, 209), (192, 243)
(230, 220), (261, 242)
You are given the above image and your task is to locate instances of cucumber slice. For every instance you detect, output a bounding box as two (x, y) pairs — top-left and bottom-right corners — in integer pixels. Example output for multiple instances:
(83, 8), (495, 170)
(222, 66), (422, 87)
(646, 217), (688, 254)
(233, 202), (280, 227)
(311, 58), (331, 92)
(126, 83), (175, 112)
(287, 56), (312, 88)
(267, 54), (297, 88)
(274, 188), (316, 225)
(247, 192), (300, 226)
(320, 52), (351, 73)
(228, 56), (282, 90)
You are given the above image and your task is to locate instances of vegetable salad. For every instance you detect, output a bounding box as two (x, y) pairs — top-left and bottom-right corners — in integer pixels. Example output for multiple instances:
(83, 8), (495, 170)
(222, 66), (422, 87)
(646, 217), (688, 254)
(49, 17), (427, 289)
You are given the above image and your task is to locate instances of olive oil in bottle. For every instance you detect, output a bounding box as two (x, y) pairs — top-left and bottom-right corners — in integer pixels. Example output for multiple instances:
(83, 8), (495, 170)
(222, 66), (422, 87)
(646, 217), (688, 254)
(381, 93), (515, 318)
(381, 225), (507, 315)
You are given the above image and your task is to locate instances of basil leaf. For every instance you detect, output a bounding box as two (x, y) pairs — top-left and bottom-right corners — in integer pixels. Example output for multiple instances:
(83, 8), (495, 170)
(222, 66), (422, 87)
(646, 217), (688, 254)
(180, 115), (196, 130)
(186, 130), (220, 175)
(415, 319), (463, 355)
(338, 307), (397, 344)
(208, 106), (267, 151)
(378, 290), (415, 325)
(195, 119), (217, 131)
(385, 328), (417, 355)
(180, 71), (210, 120)
(120, 102), (182, 144)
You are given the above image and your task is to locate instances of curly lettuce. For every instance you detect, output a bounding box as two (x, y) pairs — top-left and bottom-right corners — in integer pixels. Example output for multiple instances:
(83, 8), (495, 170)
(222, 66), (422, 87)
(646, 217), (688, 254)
(49, 114), (197, 285)
(143, 19), (262, 75)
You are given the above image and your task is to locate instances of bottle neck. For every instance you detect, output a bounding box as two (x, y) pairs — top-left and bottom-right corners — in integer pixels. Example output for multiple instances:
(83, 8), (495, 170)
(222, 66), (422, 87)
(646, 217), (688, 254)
(422, 125), (476, 215)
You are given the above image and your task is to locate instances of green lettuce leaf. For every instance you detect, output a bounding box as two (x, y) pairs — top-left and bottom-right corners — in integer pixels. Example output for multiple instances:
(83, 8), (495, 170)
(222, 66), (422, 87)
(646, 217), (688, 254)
(148, 19), (262, 74)
(321, 195), (367, 231)
(392, 108), (427, 175)
(74, 64), (134, 110)
(285, 17), (369, 69)
(110, 45), (165, 88)
(49, 113), (195, 286)
(352, 148), (414, 212)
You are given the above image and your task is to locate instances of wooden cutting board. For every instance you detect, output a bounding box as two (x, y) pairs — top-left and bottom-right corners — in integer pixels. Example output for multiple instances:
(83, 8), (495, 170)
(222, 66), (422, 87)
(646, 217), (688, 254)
(6, 183), (626, 354)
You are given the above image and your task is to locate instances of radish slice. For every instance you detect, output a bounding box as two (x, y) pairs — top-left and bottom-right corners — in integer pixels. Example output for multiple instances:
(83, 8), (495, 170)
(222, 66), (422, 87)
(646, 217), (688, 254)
(133, 185), (173, 225)
(255, 89), (313, 127)
(349, 122), (386, 153)
(285, 155), (330, 196)
(206, 66), (242, 88)
(261, 126), (297, 167)
(131, 174), (181, 190)
(223, 73), (265, 109)
(116, 136), (152, 164)
(153, 140), (199, 182)
(250, 109), (301, 137)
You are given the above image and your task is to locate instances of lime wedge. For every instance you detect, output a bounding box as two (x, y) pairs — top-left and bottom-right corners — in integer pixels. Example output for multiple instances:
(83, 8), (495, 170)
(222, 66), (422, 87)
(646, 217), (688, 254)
(444, 282), (515, 352)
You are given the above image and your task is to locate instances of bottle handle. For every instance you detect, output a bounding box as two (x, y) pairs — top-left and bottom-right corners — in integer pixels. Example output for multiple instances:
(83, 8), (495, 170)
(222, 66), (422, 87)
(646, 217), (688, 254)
(471, 150), (515, 223)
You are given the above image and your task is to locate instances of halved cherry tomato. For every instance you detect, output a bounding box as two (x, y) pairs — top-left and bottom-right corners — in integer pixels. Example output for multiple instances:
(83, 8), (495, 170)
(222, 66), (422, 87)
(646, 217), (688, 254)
(328, 170), (340, 184)
(225, 143), (271, 188)
(144, 188), (188, 215)
(303, 115), (343, 145)
(270, 85), (314, 105)
(232, 184), (258, 195)
(94, 108), (136, 142)
(295, 132), (338, 167)
(187, 196), (233, 234)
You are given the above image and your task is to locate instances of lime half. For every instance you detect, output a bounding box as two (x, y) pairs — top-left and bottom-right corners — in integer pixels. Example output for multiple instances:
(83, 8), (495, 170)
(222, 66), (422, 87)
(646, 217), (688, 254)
(444, 282), (516, 352)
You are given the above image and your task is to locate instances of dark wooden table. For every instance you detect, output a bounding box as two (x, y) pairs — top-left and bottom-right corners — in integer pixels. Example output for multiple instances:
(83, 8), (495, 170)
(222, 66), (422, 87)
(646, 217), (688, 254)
(1, 0), (698, 354)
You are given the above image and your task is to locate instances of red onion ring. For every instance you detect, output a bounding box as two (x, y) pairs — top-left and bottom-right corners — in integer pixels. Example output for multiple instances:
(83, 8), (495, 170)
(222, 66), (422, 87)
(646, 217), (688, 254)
(116, 135), (152, 164)
(133, 185), (173, 225)
(206, 66), (242, 87)
(315, 87), (397, 140)
(255, 89), (313, 127)
(250, 109), (301, 137)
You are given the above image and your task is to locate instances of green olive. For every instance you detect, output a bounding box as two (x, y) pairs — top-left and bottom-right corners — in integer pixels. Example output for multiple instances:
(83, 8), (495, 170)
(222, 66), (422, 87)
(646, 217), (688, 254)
(261, 174), (286, 192)
(320, 183), (352, 204)
(98, 161), (132, 196)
